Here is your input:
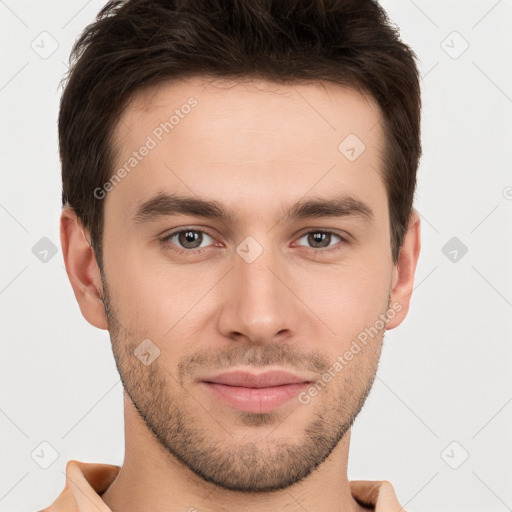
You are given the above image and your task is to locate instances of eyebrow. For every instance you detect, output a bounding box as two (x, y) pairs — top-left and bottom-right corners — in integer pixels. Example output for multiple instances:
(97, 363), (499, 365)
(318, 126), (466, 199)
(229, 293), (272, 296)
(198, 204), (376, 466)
(133, 191), (374, 226)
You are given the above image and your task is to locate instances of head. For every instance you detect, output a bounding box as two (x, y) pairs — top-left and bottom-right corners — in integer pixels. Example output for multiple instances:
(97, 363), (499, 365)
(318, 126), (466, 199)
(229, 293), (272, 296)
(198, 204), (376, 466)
(60, 0), (421, 493)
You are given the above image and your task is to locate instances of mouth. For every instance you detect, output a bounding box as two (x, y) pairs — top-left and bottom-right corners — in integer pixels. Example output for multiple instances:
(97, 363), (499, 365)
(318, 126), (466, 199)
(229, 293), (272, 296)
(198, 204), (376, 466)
(199, 369), (312, 414)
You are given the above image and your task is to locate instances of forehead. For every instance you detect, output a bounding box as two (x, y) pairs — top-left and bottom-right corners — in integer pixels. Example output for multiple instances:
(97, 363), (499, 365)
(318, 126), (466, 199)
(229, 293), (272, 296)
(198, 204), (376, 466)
(107, 77), (386, 221)
(115, 76), (382, 145)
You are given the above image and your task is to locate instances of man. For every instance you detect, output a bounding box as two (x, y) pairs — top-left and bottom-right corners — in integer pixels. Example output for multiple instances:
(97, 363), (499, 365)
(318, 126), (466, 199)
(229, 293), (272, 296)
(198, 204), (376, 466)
(43, 0), (422, 510)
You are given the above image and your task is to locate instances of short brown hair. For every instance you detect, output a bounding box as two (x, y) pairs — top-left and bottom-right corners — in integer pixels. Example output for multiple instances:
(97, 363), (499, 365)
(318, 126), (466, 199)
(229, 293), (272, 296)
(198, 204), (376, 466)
(59, 0), (421, 267)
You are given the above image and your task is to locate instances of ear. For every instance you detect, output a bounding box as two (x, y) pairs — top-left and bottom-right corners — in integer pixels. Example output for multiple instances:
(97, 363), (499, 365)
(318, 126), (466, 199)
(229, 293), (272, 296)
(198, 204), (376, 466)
(386, 210), (421, 330)
(60, 207), (108, 330)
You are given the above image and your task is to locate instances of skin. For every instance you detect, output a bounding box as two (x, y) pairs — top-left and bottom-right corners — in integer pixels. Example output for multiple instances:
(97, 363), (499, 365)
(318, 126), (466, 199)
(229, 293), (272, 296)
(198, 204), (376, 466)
(60, 77), (420, 512)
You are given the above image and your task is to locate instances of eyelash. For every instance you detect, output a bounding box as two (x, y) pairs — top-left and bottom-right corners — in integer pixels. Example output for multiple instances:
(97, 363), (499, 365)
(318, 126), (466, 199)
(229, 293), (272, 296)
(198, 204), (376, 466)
(159, 228), (348, 256)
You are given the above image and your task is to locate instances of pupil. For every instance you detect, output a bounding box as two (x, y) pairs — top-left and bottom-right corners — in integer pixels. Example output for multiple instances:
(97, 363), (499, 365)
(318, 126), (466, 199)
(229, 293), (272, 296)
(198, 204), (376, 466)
(309, 232), (329, 248)
(180, 230), (201, 248)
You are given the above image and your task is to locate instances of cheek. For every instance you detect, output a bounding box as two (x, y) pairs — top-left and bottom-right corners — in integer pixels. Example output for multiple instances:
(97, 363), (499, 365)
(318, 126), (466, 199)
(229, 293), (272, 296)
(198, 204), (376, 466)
(296, 259), (392, 337)
(127, 274), (193, 338)
(111, 257), (224, 346)
(103, 243), (175, 336)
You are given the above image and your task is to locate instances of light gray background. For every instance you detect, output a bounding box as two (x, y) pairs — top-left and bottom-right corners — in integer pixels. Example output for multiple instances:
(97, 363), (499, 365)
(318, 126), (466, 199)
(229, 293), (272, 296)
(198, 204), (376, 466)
(1, 1), (511, 511)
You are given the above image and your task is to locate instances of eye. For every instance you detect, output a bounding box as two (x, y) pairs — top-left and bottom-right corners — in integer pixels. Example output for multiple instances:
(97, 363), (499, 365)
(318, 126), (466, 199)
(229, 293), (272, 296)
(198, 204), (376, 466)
(160, 228), (347, 256)
(294, 230), (345, 250)
(162, 229), (215, 251)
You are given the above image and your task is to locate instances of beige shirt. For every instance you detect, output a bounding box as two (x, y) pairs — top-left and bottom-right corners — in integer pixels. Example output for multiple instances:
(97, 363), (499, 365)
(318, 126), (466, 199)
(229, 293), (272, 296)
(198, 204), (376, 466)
(39, 459), (405, 511)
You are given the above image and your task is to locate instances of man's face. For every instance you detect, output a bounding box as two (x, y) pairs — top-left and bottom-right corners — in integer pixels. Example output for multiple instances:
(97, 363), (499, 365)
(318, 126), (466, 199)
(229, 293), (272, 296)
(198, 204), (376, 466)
(100, 78), (396, 492)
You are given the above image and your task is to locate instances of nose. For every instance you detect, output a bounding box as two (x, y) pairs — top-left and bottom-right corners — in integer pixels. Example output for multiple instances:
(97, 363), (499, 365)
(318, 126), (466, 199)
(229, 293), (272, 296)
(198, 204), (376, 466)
(216, 243), (302, 345)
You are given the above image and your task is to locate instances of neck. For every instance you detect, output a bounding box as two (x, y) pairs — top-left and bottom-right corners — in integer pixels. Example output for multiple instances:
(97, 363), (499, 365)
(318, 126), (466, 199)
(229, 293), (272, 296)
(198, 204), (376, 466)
(101, 394), (369, 512)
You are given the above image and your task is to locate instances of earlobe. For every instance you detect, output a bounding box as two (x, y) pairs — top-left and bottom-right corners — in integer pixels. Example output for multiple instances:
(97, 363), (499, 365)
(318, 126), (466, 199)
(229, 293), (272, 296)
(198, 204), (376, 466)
(60, 207), (108, 330)
(386, 210), (421, 330)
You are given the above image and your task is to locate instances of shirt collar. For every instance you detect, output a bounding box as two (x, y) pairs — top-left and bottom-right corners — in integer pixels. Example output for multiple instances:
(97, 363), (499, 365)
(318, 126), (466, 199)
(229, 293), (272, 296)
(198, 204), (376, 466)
(41, 459), (404, 512)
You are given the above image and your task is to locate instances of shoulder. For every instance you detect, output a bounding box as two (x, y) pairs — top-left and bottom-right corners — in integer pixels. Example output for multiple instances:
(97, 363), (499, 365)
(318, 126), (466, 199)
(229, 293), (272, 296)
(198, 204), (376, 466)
(350, 479), (403, 511)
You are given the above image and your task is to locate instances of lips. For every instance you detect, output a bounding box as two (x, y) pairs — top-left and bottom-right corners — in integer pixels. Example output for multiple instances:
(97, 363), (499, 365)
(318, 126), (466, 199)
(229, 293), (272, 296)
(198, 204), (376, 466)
(199, 370), (312, 413)
(202, 370), (311, 388)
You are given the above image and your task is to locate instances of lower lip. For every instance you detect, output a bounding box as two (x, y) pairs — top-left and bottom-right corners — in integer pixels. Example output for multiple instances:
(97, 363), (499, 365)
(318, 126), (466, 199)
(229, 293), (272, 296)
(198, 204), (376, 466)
(201, 382), (309, 413)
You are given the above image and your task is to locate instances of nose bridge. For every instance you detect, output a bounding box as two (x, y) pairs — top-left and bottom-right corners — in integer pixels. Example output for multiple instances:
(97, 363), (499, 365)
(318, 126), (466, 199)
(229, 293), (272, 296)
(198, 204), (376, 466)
(219, 238), (295, 342)
(238, 246), (280, 305)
